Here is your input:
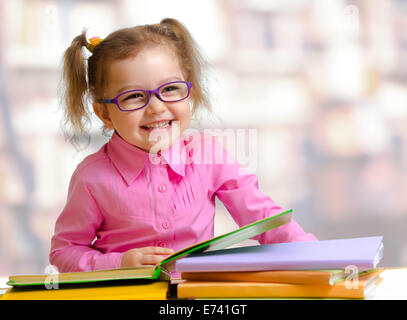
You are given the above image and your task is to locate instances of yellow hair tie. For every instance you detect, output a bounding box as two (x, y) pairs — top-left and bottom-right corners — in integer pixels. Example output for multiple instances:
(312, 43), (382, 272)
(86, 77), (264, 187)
(85, 36), (103, 53)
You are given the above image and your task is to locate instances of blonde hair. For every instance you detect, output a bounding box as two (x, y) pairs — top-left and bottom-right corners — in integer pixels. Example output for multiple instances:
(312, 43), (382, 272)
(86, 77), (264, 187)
(60, 18), (211, 147)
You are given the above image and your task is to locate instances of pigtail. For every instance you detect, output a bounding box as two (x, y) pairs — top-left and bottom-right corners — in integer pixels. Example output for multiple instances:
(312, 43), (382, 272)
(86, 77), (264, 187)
(159, 18), (212, 117)
(59, 30), (92, 148)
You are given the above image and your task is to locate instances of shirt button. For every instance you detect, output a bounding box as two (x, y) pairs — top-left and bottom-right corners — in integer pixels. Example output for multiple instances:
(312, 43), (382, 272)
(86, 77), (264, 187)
(162, 219), (170, 229)
(158, 184), (167, 192)
(186, 134), (195, 142)
(158, 242), (167, 248)
(150, 155), (161, 165)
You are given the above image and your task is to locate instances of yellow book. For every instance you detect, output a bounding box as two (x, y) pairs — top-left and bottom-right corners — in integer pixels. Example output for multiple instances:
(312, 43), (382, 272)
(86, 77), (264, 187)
(177, 269), (384, 299)
(0, 281), (169, 300)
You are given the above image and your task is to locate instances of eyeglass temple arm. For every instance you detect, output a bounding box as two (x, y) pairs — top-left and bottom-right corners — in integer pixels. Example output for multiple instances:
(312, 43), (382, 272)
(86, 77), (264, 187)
(98, 98), (114, 104)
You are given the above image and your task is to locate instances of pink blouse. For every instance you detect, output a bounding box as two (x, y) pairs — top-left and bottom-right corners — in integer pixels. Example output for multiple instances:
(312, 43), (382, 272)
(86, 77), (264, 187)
(50, 131), (317, 272)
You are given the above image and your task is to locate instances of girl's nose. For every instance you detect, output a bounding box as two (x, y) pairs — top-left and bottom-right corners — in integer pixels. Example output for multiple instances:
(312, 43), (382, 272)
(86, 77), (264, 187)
(146, 94), (167, 114)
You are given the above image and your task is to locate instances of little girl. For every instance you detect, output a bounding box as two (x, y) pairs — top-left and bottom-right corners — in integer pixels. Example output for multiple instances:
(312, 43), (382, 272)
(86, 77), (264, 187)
(50, 18), (317, 273)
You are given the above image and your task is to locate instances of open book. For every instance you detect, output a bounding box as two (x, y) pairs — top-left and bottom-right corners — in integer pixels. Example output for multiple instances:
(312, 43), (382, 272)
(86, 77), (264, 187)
(7, 209), (292, 287)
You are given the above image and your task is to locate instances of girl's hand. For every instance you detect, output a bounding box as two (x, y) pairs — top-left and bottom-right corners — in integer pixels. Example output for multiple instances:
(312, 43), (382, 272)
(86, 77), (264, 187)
(120, 246), (174, 268)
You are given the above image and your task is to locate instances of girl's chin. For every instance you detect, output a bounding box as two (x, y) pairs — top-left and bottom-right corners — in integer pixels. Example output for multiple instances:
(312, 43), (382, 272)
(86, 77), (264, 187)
(120, 121), (183, 152)
(138, 134), (181, 153)
(139, 122), (182, 151)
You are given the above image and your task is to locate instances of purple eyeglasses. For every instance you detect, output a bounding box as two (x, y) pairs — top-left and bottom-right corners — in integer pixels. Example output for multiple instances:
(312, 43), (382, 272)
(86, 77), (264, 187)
(98, 80), (192, 111)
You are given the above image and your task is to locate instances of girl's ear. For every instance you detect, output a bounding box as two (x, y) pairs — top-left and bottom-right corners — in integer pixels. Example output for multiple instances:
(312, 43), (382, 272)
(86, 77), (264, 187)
(93, 102), (115, 130)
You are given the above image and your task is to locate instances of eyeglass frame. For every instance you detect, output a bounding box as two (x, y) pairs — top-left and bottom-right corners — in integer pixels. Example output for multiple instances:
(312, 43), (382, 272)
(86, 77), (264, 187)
(97, 80), (193, 112)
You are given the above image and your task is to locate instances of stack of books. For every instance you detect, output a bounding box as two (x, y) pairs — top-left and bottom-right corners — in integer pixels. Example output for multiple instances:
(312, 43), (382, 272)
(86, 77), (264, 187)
(175, 236), (384, 299)
(2, 210), (384, 300)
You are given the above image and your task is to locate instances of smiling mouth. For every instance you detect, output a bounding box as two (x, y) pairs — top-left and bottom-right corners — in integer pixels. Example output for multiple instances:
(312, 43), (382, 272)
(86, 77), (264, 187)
(141, 120), (173, 131)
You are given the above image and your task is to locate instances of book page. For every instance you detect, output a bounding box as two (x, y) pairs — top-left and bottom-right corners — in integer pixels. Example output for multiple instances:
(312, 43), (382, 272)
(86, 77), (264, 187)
(160, 209), (292, 267)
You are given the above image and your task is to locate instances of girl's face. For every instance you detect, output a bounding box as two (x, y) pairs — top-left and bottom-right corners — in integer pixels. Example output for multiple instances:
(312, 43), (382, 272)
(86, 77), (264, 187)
(94, 45), (191, 152)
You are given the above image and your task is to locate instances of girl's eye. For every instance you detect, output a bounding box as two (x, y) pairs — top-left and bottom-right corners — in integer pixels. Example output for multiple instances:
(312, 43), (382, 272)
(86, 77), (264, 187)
(163, 86), (178, 92)
(122, 92), (145, 101)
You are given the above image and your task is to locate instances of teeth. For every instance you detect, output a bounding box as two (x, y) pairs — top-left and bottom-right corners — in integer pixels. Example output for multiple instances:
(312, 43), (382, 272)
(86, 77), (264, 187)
(144, 121), (171, 129)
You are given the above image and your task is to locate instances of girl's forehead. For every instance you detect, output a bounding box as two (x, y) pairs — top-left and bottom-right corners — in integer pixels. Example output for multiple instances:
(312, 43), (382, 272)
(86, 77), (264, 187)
(112, 45), (182, 70)
(105, 45), (185, 92)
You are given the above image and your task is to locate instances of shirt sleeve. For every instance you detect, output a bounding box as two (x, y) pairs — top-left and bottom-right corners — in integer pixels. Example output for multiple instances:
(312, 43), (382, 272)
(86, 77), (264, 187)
(49, 168), (124, 272)
(206, 136), (317, 244)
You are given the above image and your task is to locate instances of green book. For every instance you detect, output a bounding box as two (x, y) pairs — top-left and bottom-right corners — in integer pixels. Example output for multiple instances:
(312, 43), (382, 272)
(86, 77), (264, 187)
(7, 209), (292, 287)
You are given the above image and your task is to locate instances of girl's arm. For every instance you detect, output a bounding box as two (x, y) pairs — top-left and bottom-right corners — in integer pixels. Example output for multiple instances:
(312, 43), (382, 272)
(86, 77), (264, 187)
(49, 170), (124, 272)
(206, 136), (317, 244)
(50, 168), (174, 272)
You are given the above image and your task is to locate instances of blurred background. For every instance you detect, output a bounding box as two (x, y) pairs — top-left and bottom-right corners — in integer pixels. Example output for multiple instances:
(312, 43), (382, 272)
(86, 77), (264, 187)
(1, 0), (407, 280)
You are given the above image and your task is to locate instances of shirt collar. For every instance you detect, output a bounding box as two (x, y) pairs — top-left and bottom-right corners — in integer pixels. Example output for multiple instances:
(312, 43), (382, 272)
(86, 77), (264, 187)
(160, 137), (186, 177)
(107, 131), (186, 186)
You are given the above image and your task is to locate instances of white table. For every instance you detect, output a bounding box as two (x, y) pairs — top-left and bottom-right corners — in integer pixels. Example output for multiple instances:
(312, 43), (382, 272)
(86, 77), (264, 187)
(366, 268), (407, 300)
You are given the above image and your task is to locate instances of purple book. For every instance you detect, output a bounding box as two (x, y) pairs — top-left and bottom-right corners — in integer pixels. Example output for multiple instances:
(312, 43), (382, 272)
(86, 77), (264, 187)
(175, 236), (383, 272)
